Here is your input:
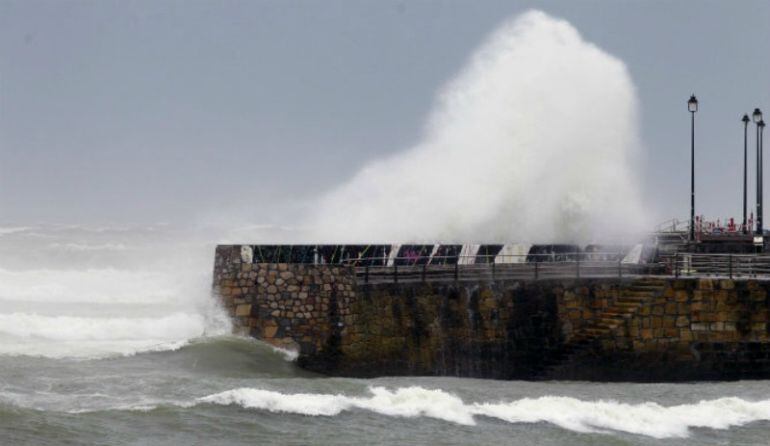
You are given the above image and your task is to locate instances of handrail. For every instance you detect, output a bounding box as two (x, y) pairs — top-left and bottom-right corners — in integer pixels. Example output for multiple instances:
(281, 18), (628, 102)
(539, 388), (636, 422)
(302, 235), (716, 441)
(350, 252), (770, 284)
(339, 252), (628, 266)
(660, 252), (770, 279)
(354, 258), (663, 285)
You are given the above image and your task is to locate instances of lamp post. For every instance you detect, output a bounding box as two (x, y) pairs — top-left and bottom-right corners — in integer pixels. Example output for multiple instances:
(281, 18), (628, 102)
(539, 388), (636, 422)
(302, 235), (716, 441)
(688, 95), (698, 242)
(743, 114), (750, 233)
(761, 119), (766, 237)
(754, 108), (764, 234)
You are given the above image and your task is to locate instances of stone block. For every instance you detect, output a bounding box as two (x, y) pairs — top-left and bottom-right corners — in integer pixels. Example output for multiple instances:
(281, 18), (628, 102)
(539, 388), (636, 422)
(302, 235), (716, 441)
(235, 304), (252, 317)
(665, 328), (680, 338)
(719, 279), (735, 290)
(691, 322), (709, 331)
(698, 278), (714, 290)
(675, 290), (689, 302)
(641, 328), (653, 340)
(693, 290), (706, 302)
(676, 316), (689, 327)
(679, 329), (693, 341)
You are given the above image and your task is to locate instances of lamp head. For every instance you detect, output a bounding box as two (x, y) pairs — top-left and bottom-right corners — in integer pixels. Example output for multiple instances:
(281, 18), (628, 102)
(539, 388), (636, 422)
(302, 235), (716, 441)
(753, 108), (763, 123)
(687, 95), (698, 113)
(743, 114), (750, 124)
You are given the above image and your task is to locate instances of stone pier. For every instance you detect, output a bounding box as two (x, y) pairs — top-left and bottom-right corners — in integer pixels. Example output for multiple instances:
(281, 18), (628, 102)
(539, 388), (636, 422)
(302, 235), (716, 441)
(213, 245), (770, 381)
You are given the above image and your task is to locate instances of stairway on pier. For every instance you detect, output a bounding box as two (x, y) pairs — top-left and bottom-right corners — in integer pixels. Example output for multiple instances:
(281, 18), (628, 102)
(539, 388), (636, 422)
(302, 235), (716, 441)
(536, 277), (667, 380)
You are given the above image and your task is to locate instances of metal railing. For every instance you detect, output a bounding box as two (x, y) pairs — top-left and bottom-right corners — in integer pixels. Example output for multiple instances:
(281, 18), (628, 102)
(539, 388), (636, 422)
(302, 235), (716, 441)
(664, 253), (770, 278)
(344, 254), (663, 285)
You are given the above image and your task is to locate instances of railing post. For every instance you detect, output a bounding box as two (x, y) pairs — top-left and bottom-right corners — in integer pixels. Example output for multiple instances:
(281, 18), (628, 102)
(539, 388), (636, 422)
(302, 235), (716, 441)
(454, 261), (459, 282)
(365, 265), (369, 284)
(534, 262), (539, 280)
(675, 253), (680, 278)
(422, 263), (426, 283)
(618, 258), (622, 280)
(576, 254), (580, 279)
(728, 254), (733, 279)
(492, 261), (496, 280)
(394, 264), (398, 284)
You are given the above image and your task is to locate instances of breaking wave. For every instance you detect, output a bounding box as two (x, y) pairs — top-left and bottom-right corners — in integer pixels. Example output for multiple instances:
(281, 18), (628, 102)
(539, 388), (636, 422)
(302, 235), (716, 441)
(194, 387), (770, 439)
(0, 226), (231, 359)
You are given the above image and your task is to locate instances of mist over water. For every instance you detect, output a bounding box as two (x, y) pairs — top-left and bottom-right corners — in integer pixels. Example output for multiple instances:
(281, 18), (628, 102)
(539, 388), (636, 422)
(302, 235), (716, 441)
(0, 224), (231, 359)
(310, 11), (649, 243)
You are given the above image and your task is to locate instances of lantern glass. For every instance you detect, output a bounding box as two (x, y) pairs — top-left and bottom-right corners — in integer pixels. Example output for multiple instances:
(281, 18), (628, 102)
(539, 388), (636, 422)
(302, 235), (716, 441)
(688, 95), (698, 112)
(754, 108), (763, 123)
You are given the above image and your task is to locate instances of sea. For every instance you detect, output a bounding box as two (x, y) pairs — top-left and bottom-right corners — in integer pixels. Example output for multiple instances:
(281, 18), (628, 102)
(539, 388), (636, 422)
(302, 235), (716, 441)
(2, 224), (770, 445)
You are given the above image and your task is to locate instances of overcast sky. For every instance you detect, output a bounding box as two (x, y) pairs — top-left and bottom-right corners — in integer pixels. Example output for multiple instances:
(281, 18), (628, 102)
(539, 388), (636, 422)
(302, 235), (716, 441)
(1, 0), (769, 227)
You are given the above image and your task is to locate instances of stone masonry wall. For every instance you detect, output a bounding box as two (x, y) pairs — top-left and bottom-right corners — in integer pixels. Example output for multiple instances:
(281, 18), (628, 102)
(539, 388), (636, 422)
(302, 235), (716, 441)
(213, 245), (770, 381)
(213, 245), (356, 356)
(557, 278), (770, 381)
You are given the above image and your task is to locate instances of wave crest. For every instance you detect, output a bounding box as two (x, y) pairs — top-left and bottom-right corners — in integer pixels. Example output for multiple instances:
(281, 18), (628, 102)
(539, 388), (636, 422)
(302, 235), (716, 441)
(195, 387), (770, 438)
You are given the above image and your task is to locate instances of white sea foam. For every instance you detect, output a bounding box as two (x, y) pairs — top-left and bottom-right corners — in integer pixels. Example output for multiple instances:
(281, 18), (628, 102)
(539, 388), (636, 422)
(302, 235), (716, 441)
(309, 10), (649, 243)
(269, 345), (299, 362)
(195, 387), (770, 438)
(47, 242), (131, 252)
(0, 226), (32, 236)
(0, 267), (179, 304)
(474, 396), (770, 438)
(0, 225), (232, 359)
(198, 386), (475, 425)
(0, 312), (203, 341)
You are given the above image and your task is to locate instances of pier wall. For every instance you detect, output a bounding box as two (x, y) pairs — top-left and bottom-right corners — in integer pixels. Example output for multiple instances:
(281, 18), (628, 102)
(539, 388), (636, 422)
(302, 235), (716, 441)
(213, 245), (770, 381)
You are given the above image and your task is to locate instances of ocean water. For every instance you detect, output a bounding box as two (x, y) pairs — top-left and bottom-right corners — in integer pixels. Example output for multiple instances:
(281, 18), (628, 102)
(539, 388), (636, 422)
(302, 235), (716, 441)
(2, 225), (770, 445)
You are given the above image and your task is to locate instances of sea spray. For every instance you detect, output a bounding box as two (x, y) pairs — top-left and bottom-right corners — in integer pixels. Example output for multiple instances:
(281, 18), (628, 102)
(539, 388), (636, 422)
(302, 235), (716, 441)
(0, 225), (231, 358)
(308, 10), (649, 243)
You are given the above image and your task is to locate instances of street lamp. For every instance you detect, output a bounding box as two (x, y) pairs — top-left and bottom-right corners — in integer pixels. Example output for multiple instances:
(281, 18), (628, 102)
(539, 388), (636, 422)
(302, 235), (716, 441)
(761, 119), (766, 237)
(743, 114), (750, 233)
(688, 95), (698, 242)
(755, 108), (764, 234)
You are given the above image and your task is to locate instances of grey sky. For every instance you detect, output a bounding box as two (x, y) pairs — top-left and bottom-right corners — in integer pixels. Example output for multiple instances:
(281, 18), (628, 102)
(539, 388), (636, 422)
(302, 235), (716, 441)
(1, 0), (769, 227)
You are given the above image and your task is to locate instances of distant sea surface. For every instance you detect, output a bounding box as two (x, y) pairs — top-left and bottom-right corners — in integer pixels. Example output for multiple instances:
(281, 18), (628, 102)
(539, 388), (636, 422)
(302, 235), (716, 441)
(1, 225), (769, 445)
